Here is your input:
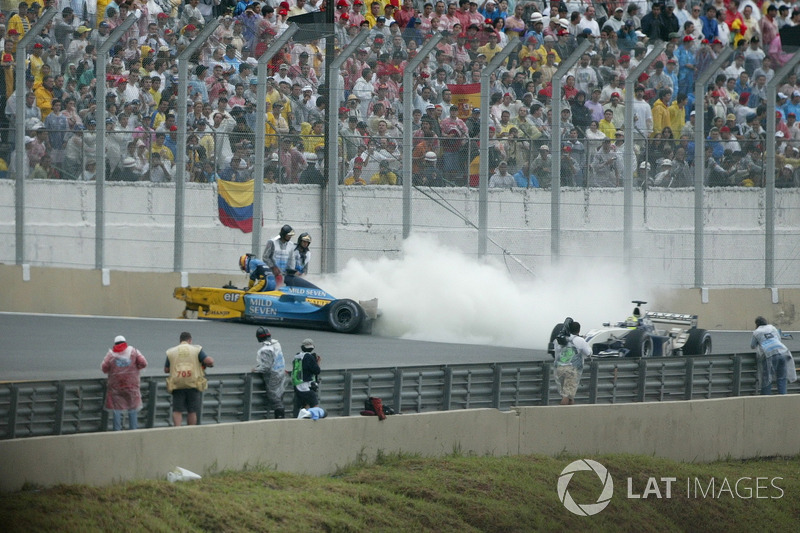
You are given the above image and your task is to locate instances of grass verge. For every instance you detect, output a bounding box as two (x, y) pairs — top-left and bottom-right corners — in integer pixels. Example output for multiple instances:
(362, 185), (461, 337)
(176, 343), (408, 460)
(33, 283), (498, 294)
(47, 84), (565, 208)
(1, 453), (798, 532)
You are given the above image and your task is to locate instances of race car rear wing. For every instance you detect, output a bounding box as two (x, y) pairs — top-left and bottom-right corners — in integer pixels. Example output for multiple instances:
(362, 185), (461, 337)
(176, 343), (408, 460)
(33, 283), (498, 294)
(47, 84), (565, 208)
(644, 311), (698, 329)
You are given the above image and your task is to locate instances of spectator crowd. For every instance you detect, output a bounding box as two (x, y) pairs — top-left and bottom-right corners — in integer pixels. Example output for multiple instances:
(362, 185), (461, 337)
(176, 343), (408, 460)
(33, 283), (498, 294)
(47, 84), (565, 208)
(1, 0), (798, 187)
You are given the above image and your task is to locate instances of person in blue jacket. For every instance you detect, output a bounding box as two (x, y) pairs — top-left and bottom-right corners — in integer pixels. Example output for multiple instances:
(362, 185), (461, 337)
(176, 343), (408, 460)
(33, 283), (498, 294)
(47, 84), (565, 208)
(239, 253), (276, 292)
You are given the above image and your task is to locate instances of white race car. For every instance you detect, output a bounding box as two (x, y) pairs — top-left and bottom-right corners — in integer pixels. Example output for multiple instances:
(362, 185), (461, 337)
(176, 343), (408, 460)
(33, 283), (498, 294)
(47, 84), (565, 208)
(548, 301), (713, 358)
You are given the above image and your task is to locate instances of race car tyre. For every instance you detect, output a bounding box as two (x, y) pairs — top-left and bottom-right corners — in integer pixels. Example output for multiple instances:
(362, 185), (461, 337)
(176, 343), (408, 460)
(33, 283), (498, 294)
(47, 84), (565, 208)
(624, 329), (653, 358)
(327, 299), (364, 333)
(547, 323), (564, 356)
(684, 328), (712, 355)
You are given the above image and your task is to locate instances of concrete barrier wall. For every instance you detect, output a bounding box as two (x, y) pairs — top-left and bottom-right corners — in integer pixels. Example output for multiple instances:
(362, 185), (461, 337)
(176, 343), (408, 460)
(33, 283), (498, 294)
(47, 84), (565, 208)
(2, 264), (800, 329)
(3, 181), (800, 287)
(519, 396), (800, 462)
(0, 265), (231, 319)
(2, 395), (798, 492)
(653, 287), (800, 331)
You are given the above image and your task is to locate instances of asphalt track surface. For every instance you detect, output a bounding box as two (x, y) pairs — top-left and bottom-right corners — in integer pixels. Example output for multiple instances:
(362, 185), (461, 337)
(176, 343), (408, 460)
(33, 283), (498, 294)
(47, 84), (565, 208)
(0, 312), (764, 382)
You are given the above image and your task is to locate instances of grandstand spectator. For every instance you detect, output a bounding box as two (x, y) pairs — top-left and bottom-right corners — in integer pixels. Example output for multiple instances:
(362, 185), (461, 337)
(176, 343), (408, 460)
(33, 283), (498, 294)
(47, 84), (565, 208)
(489, 160), (515, 188)
(666, 93), (686, 133)
(413, 150), (442, 186)
(0, 0), (776, 190)
(581, 86), (602, 121)
(752, 56), (774, 87)
(441, 122), (466, 181)
(742, 36), (765, 75)
(596, 108), (615, 139)
(776, 4), (791, 30)
(529, 144), (552, 188)
(652, 89), (672, 137)
(676, 35), (696, 96)
(476, 30), (502, 62)
(648, 61), (673, 95)
(64, 24), (91, 67)
(591, 138), (619, 187)
(747, 73), (767, 108)
(572, 52), (598, 95)
(369, 158), (397, 184)
(7, 2), (30, 38)
(758, 4), (778, 49)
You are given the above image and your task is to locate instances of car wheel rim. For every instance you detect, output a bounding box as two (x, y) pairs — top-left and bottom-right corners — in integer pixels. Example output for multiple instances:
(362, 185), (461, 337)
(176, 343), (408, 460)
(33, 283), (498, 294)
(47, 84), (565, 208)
(337, 309), (353, 325)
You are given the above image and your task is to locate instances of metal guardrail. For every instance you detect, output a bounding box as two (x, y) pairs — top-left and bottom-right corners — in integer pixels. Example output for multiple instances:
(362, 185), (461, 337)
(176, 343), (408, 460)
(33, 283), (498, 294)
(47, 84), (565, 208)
(1, 353), (797, 439)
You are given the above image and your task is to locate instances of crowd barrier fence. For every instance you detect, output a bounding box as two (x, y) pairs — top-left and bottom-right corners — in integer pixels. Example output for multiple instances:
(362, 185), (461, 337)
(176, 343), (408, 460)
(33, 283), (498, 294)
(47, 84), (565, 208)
(2, 352), (797, 440)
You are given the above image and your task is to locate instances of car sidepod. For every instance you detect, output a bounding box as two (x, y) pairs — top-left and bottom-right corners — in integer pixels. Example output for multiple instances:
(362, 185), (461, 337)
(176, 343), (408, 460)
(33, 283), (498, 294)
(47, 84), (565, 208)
(243, 292), (329, 323)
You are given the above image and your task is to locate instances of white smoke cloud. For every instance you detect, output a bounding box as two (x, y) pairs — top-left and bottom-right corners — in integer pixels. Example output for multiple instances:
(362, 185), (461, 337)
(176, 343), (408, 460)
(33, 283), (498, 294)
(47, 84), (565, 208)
(321, 234), (655, 348)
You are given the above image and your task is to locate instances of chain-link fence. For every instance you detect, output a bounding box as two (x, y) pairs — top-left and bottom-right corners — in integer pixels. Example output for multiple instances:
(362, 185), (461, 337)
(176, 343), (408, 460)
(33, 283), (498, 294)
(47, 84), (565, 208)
(6, 124), (781, 189)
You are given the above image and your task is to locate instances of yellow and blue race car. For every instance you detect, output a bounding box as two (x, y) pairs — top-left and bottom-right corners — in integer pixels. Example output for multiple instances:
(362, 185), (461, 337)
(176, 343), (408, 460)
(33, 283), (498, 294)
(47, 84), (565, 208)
(174, 283), (378, 334)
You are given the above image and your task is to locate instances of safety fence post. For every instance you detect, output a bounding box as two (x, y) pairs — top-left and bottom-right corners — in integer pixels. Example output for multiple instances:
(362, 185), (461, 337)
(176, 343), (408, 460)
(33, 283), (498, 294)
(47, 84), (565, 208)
(491, 364), (502, 409)
(732, 354), (742, 396)
(442, 367), (453, 411)
(588, 360), (599, 404)
(541, 362), (552, 405)
(393, 368), (403, 414)
(145, 379), (159, 429)
(401, 33), (443, 238)
(764, 53), (800, 287)
(8, 385), (19, 439)
(636, 358), (648, 402)
(53, 382), (66, 435)
(322, 30), (371, 273)
(551, 38), (593, 261)
(95, 14), (138, 270)
(692, 47), (732, 287)
(342, 371), (353, 416)
(242, 373), (254, 421)
(174, 18), (222, 272)
(478, 38), (518, 257)
(623, 42), (665, 271)
(683, 356), (695, 399)
(14, 9), (57, 265)
(96, 380), (109, 431)
(252, 23), (300, 257)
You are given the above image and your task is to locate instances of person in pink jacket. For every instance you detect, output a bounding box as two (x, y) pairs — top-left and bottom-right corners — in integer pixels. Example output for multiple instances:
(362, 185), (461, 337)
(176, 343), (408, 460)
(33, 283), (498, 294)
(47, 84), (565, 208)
(102, 335), (148, 431)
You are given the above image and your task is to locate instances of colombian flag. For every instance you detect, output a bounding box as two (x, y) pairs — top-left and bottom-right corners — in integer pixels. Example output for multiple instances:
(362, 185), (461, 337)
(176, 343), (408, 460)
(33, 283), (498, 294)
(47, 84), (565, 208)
(217, 179), (254, 233)
(449, 83), (480, 119)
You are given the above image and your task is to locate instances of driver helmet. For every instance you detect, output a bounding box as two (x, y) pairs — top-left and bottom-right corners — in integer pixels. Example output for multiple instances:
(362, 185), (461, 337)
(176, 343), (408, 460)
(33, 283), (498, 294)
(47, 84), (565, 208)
(256, 326), (271, 342)
(239, 253), (254, 271)
(625, 308), (641, 328)
(297, 232), (311, 246)
(280, 224), (295, 238)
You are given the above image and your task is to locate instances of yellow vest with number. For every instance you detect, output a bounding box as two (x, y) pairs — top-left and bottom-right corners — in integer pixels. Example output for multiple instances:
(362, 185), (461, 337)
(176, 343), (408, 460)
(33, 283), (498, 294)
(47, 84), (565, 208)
(166, 343), (207, 393)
